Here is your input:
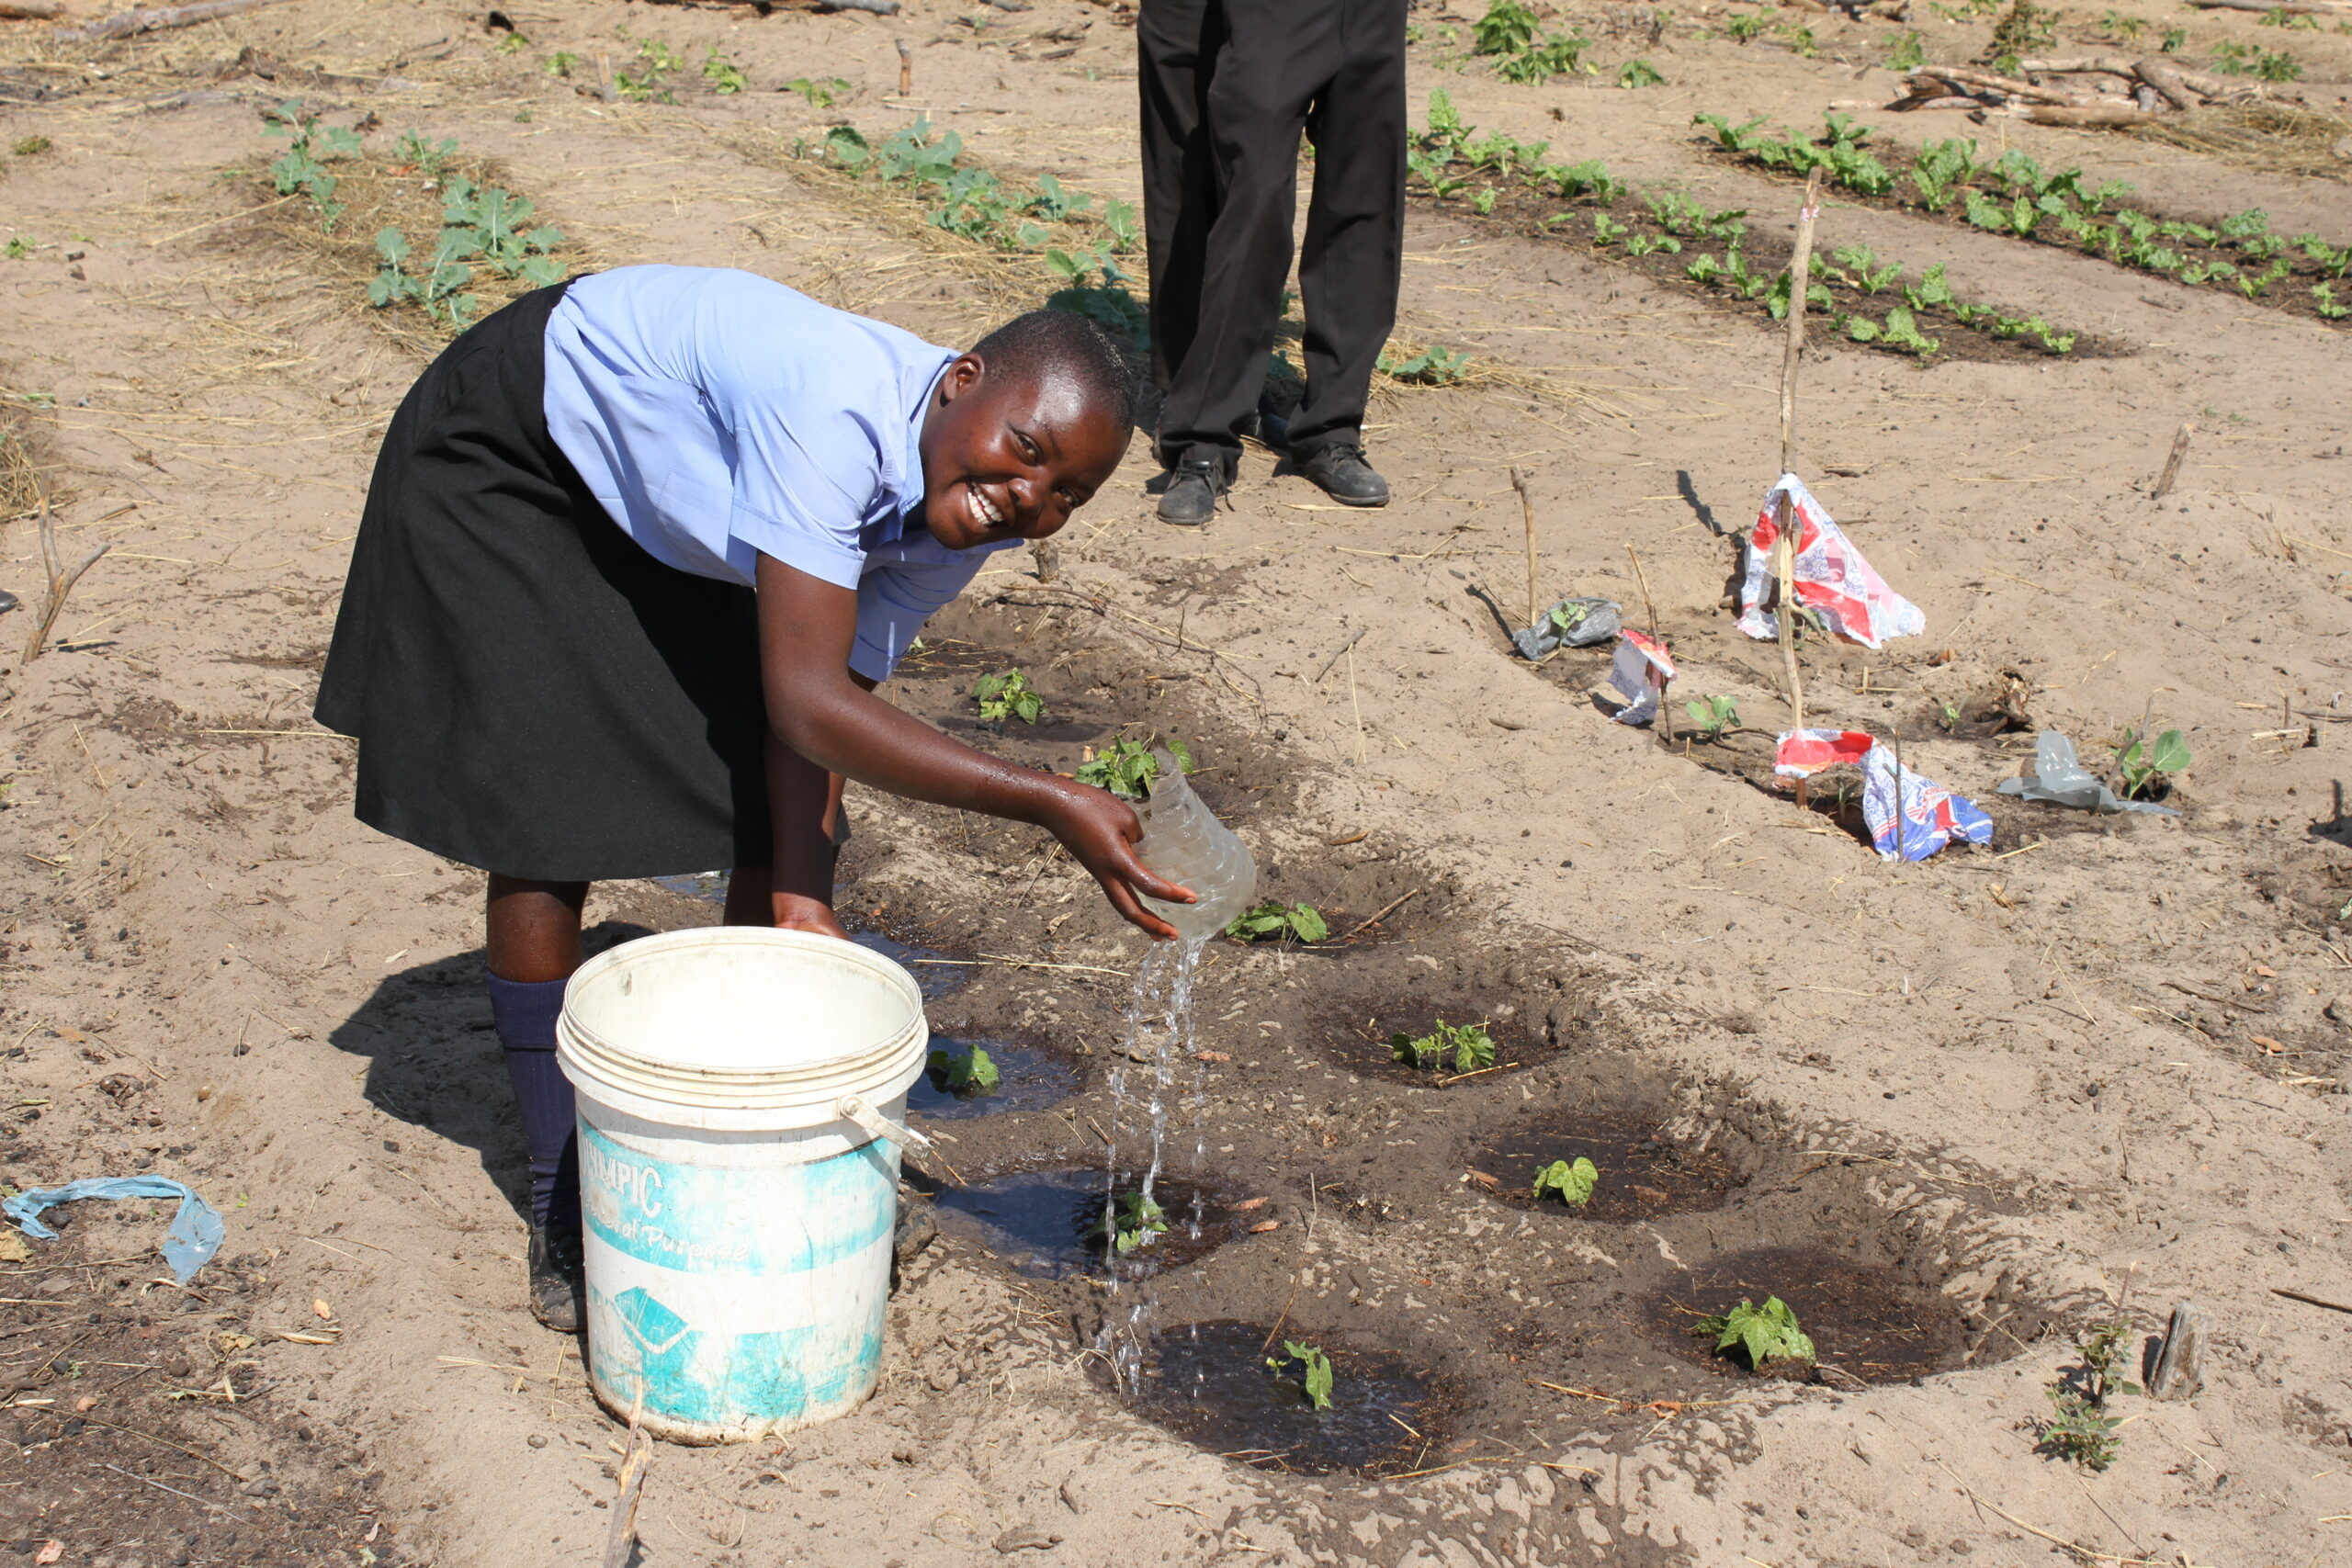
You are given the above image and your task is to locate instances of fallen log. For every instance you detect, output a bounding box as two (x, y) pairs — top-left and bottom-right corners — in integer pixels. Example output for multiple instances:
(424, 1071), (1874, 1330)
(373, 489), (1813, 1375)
(1908, 64), (2097, 106)
(2136, 57), (2201, 113)
(54, 0), (296, 41)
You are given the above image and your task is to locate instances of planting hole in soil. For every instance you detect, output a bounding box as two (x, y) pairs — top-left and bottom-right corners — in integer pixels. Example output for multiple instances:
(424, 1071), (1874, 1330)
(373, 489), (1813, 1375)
(1465, 1107), (1742, 1222)
(1317, 999), (1547, 1085)
(933, 1169), (1250, 1279)
(1122, 1321), (1458, 1476)
(1641, 1244), (1968, 1386)
(906, 1038), (1083, 1121)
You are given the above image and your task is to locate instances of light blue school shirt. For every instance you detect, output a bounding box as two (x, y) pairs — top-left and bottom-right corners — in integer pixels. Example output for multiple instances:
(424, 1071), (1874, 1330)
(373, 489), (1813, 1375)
(540, 265), (1020, 682)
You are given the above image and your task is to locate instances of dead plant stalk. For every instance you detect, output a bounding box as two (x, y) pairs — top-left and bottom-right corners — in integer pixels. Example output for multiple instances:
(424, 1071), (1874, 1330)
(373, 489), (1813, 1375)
(23, 502), (109, 665)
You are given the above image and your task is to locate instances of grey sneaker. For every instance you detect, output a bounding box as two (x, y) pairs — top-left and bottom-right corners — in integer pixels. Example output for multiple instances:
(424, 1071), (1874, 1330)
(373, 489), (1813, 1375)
(1296, 442), (1390, 507)
(1156, 457), (1226, 526)
(527, 1220), (583, 1333)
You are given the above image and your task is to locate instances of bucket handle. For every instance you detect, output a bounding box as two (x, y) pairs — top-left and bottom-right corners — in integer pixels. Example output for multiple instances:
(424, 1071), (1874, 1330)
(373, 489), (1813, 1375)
(836, 1095), (934, 1155)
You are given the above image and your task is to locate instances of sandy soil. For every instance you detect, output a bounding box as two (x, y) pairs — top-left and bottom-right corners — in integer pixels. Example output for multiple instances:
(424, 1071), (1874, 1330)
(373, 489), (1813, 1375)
(4, 1), (2352, 1564)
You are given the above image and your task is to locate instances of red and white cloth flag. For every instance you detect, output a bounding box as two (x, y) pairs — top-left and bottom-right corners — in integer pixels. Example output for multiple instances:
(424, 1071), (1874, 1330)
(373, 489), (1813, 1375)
(1608, 629), (1676, 726)
(1736, 473), (1924, 650)
(1773, 728), (1873, 778)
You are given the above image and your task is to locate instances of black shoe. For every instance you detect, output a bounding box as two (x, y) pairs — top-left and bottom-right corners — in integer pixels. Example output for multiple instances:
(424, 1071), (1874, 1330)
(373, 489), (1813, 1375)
(527, 1219), (583, 1333)
(1155, 457), (1226, 526)
(1296, 442), (1390, 507)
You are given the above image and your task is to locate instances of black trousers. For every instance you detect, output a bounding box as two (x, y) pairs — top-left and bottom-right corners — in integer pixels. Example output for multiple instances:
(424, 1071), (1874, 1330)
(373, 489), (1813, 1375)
(1139, 0), (1407, 470)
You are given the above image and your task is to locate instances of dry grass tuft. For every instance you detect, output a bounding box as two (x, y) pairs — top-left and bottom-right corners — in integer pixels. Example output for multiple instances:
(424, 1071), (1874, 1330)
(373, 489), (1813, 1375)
(251, 154), (596, 359)
(2125, 102), (2352, 184)
(1, 417), (45, 527)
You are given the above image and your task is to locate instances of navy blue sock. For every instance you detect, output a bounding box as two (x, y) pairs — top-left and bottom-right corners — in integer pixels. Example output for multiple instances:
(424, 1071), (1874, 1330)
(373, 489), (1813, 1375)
(488, 973), (578, 1232)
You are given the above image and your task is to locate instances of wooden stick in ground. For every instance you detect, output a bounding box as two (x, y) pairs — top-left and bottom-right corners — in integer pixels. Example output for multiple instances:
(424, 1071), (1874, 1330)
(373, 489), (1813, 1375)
(1511, 468), (1539, 626)
(1779, 166), (1826, 477)
(1340, 886), (1420, 942)
(2152, 423), (2193, 501)
(1625, 545), (1668, 750)
(601, 1391), (654, 1568)
(23, 502), (111, 665)
(895, 35), (913, 95)
(1314, 624), (1367, 682)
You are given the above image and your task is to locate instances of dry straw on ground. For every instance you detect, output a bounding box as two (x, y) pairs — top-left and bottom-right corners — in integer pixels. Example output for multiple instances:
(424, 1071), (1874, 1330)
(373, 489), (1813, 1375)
(252, 154), (596, 358)
(2124, 101), (2352, 183)
(0, 418), (42, 527)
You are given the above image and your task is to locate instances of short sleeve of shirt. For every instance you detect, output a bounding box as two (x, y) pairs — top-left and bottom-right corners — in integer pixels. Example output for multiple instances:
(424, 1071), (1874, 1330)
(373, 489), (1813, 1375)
(851, 535), (1024, 682)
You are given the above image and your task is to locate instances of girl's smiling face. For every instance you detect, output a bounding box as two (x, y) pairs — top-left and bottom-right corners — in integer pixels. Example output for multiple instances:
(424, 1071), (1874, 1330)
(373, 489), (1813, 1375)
(918, 353), (1131, 550)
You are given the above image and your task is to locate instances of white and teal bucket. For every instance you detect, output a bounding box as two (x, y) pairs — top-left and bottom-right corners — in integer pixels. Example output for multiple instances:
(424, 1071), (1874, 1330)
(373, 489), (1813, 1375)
(557, 928), (932, 1444)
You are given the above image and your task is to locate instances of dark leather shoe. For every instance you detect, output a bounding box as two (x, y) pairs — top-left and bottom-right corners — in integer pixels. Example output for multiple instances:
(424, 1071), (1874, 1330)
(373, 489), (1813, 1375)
(1156, 457), (1226, 525)
(527, 1219), (583, 1333)
(1296, 442), (1389, 507)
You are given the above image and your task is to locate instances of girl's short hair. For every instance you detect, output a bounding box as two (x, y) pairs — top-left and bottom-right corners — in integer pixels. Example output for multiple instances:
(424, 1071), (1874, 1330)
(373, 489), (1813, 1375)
(970, 309), (1137, 431)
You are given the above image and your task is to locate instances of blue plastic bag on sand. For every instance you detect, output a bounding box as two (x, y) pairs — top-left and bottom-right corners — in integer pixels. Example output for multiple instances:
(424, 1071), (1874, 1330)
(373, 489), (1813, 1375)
(4, 1177), (226, 1285)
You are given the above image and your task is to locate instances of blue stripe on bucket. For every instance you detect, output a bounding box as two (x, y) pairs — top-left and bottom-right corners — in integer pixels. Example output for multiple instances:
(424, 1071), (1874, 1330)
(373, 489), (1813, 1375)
(577, 1120), (896, 1277)
(589, 1282), (883, 1427)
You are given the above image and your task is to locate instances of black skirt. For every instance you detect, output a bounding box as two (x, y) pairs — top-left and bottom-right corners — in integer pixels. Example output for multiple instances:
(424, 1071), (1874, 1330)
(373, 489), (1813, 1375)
(314, 281), (772, 882)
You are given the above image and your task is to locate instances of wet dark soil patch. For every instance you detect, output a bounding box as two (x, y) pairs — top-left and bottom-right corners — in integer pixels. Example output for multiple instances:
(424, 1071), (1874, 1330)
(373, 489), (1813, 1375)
(907, 1038), (1084, 1121)
(1640, 1245), (1968, 1386)
(1465, 1109), (1742, 1224)
(934, 1169), (1250, 1280)
(847, 930), (972, 1001)
(1315, 998), (1547, 1087)
(1123, 1321), (1460, 1477)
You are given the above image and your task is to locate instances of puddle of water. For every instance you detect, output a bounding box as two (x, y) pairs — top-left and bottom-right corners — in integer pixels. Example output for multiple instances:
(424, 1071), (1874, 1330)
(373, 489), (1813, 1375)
(847, 930), (970, 1001)
(650, 870), (729, 902)
(1125, 1321), (1455, 1477)
(905, 1040), (1082, 1121)
(1641, 1244), (1969, 1384)
(1464, 1109), (1741, 1223)
(933, 1169), (1243, 1280)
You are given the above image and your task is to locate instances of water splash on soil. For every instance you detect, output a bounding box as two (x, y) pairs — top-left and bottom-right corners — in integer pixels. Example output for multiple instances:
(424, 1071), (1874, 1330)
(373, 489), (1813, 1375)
(932, 1169), (1242, 1280)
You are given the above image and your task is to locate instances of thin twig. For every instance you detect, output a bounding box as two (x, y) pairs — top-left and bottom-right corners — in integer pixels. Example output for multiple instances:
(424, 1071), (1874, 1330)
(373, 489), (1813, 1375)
(2272, 1286), (2352, 1314)
(1314, 626), (1368, 682)
(23, 502), (110, 665)
(1511, 468), (1539, 626)
(1341, 887), (1420, 941)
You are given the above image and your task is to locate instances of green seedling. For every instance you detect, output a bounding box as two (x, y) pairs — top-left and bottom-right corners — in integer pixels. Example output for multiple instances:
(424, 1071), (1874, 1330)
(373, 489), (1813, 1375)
(1473, 0), (1589, 83)
(1591, 213), (1626, 247)
(495, 30), (531, 54)
(972, 669), (1043, 724)
(1684, 694), (1741, 740)
(1266, 1340), (1334, 1410)
(1691, 1296), (1815, 1370)
(1625, 232), (1679, 257)
(1884, 30), (1926, 70)
(616, 39), (682, 103)
(2, 237), (30, 261)
(926, 1043), (1000, 1097)
(786, 75), (853, 107)
(12, 136), (51, 157)
(1089, 1190), (1169, 1255)
(1531, 1156), (1597, 1206)
(1881, 305), (1940, 356)
(2039, 1318), (2136, 1470)
(1377, 344), (1475, 385)
(703, 47), (749, 95)
(1986, 0), (2058, 72)
(1046, 252), (1148, 347)
(1549, 601), (1599, 636)
(1099, 197), (1142, 253)
(264, 99), (362, 232)
(1685, 252), (1724, 285)
(2116, 726), (2188, 799)
(1470, 186), (1498, 216)
(1616, 59), (1666, 89)
(2160, 26), (2188, 52)
(1768, 270), (1834, 321)
(1776, 22), (1818, 56)
(1226, 901), (1329, 944)
(2099, 10), (2144, 41)
(1724, 10), (1770, 42)
(2314, 281), (2348, 320)
(1829, 243), (1902, 294)
(544, 51), (582, 78)
(1075, 737), (1193, 800)
(1939, 699), (1964, 731)
(1391, 1019), (1497, 1074)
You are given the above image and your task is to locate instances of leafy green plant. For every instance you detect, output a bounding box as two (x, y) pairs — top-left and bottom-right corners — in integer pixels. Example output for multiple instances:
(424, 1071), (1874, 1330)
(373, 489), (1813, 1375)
(1625, 231), (1680, 257)
(925, 1043), (1000, 1097)
(1691, 1296), (1815, 1370)
(1091, 1190), (1169, 1255)
(2038, 1319), (2137, 1470)
(703, 46), (749, 96)
(616, 39), (681, 103)
(1884, 30), (1927, 70)
(1829, 243), (1902, 294)
(1473, 0), (1590, 84)
(543, 51), (582, 77)
(2, 237), (31, 261)
(2160, 25), (2188, 52)
(973, 669), (1043, 724)
(1266, 1340), (1334, 1410)
(1986, 0), (2058, 73)
(1776, 21), (1818, 57)
(1471, 0), (1539, 57)
(1880, 304), (1940, 356)
(1075, 737), (1193, 799)
(12, 135), (51, 157)
(2098, 10), (2144, 42)
(1391, 1020), (1497, 1074)
(393, 130), (458, 178)
(264, 100), (363, 232)
(1617, 59), (1667, 88)
(1684, 694), (1741, 740)
(2315, 281), (2349, 321)
(1591, 212), (1626, 247)
(1531, 1156), (1598, 1206)
(1377, 344), (1475, 385)
(786, 75), (852, 107)
(1226, 901), (1329, 944)
(2116, 726), (2188, 799)
(1724, 9), (1770, 42)
(1099, 197), (1142, 254)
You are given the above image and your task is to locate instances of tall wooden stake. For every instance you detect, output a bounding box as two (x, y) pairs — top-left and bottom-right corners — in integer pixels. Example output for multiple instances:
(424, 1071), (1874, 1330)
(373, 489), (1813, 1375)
(1775, 168), (1825, 807)
(1511, 467), (1538, 626)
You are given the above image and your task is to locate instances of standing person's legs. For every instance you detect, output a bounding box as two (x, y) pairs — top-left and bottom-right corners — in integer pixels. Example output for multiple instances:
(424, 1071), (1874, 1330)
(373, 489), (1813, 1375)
(1288, 0), (1408, 474)
(1153, 0), (1338, 499)
(1138, 0), (1222, 413)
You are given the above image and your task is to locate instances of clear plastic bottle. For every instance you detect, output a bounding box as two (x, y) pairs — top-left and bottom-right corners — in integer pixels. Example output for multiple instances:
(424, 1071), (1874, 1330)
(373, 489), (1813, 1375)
(1133, 750), (1257, 942)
